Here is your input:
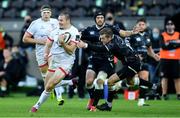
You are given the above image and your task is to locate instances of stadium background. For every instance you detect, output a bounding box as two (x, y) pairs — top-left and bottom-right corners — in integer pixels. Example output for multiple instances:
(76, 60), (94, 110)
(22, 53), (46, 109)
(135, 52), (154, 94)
(0, 0), (179, 90)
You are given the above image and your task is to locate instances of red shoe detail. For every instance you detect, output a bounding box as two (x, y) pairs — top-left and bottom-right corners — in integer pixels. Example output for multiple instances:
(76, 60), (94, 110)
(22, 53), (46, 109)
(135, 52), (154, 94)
(90, 106), (96, 112)
(86, 99), (94, 110)
(30, 107), (38, 113)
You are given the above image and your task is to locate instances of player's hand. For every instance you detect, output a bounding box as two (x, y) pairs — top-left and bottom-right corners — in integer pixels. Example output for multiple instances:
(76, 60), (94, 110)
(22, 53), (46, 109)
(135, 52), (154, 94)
(44, 53), (48, 61)
(77, 40), (87, 48)
(154, 53), (160, 61)
(58, 34), (66, 45)
(132, 26), (140, 35)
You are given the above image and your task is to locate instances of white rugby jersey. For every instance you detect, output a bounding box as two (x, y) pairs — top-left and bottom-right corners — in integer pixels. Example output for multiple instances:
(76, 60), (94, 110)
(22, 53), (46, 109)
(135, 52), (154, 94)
(26, 18), (58, 57)
(48, 25), (79, 61)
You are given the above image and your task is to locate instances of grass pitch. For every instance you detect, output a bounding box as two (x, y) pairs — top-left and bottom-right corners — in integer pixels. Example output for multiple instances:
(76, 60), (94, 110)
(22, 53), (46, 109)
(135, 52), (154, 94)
(0, 93), (180, 117)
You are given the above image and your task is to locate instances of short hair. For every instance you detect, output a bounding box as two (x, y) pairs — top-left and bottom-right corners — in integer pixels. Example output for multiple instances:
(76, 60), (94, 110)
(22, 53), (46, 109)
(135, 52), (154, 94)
(136, 17), (147, 23)
(40, 4), (51, 11)
(59, 11), (71, 20)
(99, 28), (113, 38)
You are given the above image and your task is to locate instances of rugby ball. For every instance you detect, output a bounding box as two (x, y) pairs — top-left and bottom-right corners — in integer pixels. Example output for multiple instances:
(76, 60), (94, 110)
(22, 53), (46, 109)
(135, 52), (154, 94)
(63, 32), (71, 44)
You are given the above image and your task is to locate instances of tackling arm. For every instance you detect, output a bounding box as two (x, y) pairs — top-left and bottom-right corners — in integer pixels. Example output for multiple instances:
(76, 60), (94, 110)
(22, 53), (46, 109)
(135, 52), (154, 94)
(119, 25), (140, 37)
(78, 40), (109, 52)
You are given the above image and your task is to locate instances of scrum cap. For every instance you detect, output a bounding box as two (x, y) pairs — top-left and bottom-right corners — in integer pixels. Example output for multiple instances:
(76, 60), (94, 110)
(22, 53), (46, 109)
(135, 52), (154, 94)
(41, 4), (51, 12)
(94, 10), (105, 20)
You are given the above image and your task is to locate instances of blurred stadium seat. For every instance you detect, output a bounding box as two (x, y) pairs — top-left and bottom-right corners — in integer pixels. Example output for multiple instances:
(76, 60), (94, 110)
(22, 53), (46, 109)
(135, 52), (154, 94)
(3, 8), (16, 18)
(147, 6), (161, 16)
(24, 0), (37, 10)
(0, 0), (178, 19)
(11, 0), (23, 10)
(0, 8), (3, 18)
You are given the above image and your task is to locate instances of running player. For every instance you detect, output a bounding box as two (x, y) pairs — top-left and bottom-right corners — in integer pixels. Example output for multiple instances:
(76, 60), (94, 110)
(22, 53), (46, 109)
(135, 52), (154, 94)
(23, 4), (64, 105)
(30, 11), (79, 112)
(78, 27), (159, 111)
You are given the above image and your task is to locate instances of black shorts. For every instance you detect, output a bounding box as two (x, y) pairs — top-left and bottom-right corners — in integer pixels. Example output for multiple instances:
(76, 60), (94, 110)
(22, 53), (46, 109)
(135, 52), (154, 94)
(116, 62), (141, 79)
(160, 59), (180, 79)
(87, 58), (115, 77)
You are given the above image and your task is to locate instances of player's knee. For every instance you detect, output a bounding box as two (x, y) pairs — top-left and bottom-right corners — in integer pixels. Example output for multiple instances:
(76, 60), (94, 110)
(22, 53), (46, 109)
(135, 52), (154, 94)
(133, 76), (140, 86)
(41, 72), (46, 78)
(107, 79), (113, 86)
(86, 78), (94, 86)
(45, 84), (54, 92)
(94, 78), (104, 90)
(97, 71), (107, 81)
(40, 66), (48, 74)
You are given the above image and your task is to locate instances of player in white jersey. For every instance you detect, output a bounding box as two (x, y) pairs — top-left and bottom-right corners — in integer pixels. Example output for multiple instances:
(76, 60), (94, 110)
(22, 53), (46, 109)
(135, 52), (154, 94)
(23, 5), (58, 78)
(23, 5), (66, 106)
(30, 11), (79, 112)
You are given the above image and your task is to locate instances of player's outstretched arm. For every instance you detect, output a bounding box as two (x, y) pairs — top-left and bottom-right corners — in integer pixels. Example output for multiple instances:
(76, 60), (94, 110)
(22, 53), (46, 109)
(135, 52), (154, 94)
(77, 40), (108, 52)
(119, 25), (140, 37)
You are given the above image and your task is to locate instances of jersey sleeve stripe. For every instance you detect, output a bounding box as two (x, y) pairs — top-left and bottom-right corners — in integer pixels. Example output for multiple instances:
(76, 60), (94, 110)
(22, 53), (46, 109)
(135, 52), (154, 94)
(38, 62), (48, 68)
(48, 37), (54, 42)
(26, 31), (33, 36)
(48, 69), (55, 72)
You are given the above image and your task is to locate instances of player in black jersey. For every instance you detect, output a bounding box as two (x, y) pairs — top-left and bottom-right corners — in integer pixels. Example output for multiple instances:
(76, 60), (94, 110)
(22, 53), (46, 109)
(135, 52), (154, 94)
(78, 27), (158, 111)
(80, 11), (139, 111)
(126, 18), (160, 106)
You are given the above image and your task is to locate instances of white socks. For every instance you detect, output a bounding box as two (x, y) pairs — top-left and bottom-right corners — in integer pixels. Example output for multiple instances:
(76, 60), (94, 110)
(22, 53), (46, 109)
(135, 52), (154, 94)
(33, 90), (50, 109)
(137, 98), (145, 106)
(106, 100), (112, 107)
(55, 87), (63, 100)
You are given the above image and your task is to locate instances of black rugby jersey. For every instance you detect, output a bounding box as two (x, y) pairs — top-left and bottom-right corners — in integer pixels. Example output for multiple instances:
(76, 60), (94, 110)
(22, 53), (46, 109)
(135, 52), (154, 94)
(87, 35), (140, 66)
(80, 24), (120, 60)
(127, 29), (152, 60)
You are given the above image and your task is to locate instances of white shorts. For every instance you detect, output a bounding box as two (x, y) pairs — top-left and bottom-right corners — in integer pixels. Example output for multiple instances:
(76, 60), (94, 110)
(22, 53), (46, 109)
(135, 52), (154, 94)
(36, 53), (48, 67)
(48, 54), (74, 75)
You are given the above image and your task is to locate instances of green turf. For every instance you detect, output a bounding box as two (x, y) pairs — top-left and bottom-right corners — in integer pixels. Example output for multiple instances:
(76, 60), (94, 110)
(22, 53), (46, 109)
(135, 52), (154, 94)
(0, 93), (180, 117)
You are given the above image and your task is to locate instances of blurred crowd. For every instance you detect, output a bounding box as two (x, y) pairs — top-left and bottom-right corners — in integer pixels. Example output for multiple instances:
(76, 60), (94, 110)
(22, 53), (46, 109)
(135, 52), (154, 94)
(0, 0), (180, 19)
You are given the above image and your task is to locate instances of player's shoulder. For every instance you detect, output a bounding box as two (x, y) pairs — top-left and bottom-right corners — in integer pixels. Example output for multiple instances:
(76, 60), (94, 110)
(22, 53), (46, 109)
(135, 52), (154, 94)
(49, 18), (58, 25)
(50, 18), (58, 22)
(34, 18), (42, 23)
(30, 18), (41, 25)
(114, 35), (123, 42)
(70, 25), (79, 32)
(86, 25), (96, 30)
(83, 25), (96, 33)
(51, 27), (59, 34)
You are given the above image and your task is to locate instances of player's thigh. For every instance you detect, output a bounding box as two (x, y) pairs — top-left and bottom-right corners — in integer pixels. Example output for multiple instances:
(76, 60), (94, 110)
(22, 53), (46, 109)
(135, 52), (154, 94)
(108, 73), (120, 86)
(49, 68), (66, 85)
(44, 71), (54, 86)
(36, 54), (48, 73)
(138, 63), (149, 81)
(98, 61), (115, 77)
(116, 66), (137, 81)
